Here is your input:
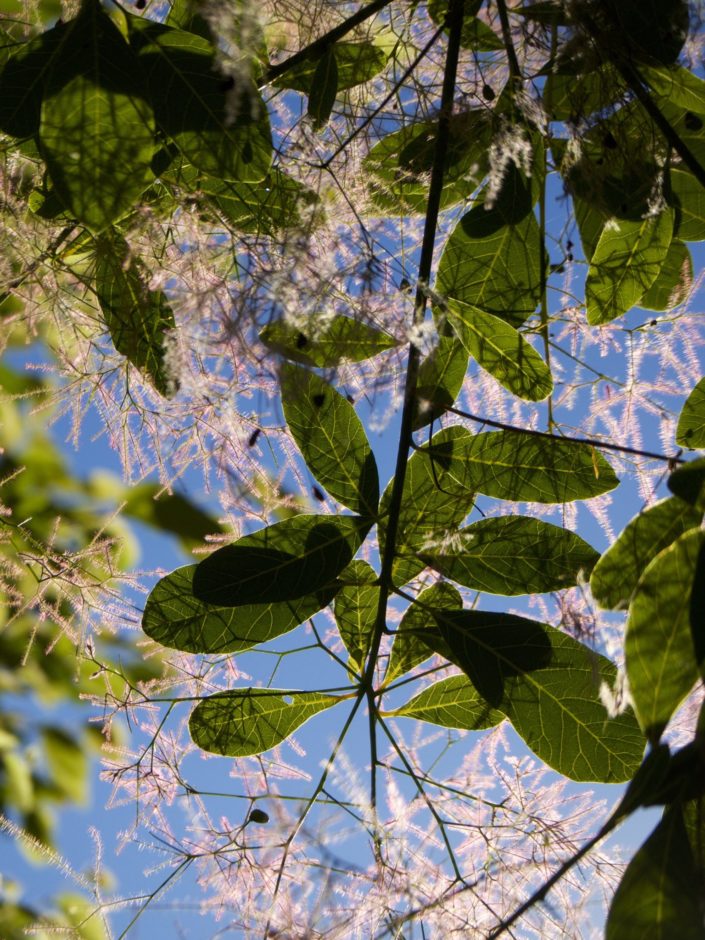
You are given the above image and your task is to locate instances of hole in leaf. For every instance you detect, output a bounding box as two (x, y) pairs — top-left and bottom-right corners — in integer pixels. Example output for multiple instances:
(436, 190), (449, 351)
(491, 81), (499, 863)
(295, 332), (309, 349)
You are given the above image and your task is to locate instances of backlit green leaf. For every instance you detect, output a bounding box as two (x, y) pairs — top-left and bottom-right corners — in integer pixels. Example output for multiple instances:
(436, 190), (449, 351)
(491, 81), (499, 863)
(626, 528), (703, 740)
(445, 300), (552, 401)
(130, 18), (271, 182)
(389, 674), (503, 730)
(275, 40), (386, 94)
(42, 727), (87, 804)
(192, 514), (371, 606)
(591, 497), (702, 610)
(677, 378), (705, 449)
(189, 688), (341, 756)
(544, 63), (626, 122)
(421, 515), (598, 595)
(641, 238), (692, 310)
(586, 210), (674, 324)
(334, 560), (378, 674)
(669, 168), (705, 241)
(142, 565), (338, 654)
(437, 203), (542, 327)
(95, 236), (176, 396)
(668, 457), (705, 504)
(280, 365), (379, 516)
(307, 46), (337, 128)
(365, 111), (491, 215)
(426, 610), (644, 781)
(379, 427), (476, 586)
(385, 582), (461, 685)
(412, 334), (468, 431)
(440, 429), (619, 503)
(606, 806), (704, 940)
(39, 4), (155, 230)
(642, 65), (705, 116)
(261, 315), (397, 367)
(427, 0), (502, 50)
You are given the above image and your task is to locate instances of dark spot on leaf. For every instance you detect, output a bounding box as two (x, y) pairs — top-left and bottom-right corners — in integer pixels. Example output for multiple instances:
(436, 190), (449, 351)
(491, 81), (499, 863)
(312, 485), (325, 501)
(596, 157), (604, 166)
(346, 394), (354, 404)
(482, 84), (495, 101)
(295, 332), (309, 349)
(312, 393), (325, 407)
(399, 277), (411, 293)
(685, 111), (703, 131)
(248, 809), (269, 824)
(219, 76), (236, 92)
(603, 132), (617, 149)
(135, 0), (146, 7)
(248, 428), (261, 447)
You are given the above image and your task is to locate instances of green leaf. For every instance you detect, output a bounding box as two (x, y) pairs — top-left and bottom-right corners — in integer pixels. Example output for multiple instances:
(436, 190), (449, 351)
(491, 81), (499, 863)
(426, 610), (644, 781)
(421, 515), (598, 596)
(445, 300), (552, 401)
(275, 40), (386, 94)
(642, 65), (705, 116)
(389, 674), (504, 729)
(591, 497), (703, 610)
(260, 315), (398, 367)
(427, 0), (502, 50)
(189, 688), (341, 756)
(412, 334), (468, 431)
(677, 378), (705, 449)
(142, 565), (337, 654)
(606, 0), (688, 65)
(669, 168), (705, 242)
(0, 21), (67, 139)
(334, 560), (378, 673)
(94, 236), (177, 396)
(378, 427), (476, 586)
(130, 18), (271, 182)
(38, 4), (155, 231)
(307, 46), (337, 128)
(641, 238), (692, 310)
(668, 457), (705, 504)
(586, 210), (674, 324)
(626, 528), (703, 740)
(544, 63), (626, 122)
(365, 111), (491, 215)
(572, 195), (606, 262)
(440, 429), (619, 503)
(385, 582), (461, 685)
(192, 513), (371, 606)
(42, 727), (87, 804)
(280, 365), (379, 516)
(436, 203), (542, 327)
(122, 483), (224, 548)
(606, 806), (704, 940)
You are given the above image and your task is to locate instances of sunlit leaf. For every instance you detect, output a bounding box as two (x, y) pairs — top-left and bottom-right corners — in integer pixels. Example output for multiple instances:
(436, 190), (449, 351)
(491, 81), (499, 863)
(439, 429), (619, 503)
(334, 560), (378, 674)
(130, 17), (271, 182)
(668, 456), (705, 504)
(669, 168), (705, 242)
(606, 805), (704, 940)
(642, 64), (705, 116)
(385, 582), (461, 685)
(544, 63), (626, 122)
(280, 365), (379, 517)
(275, 40), (386, 94)
(365, 111), (491, 215)
(95, 235), (177, 396)
(677, 378), (705, 449)
(427, 0), (501, 49)
(586, 210), (674, 324)
(142, 565), (337, 654)
(192, 514), (371, 606)
(445, 299), (552, 400)
(425, 610), (644, 781)
(39, 3), (155, 230)
(189, 688), (342, 756)
(626, 528), (703, 740)
(378, 427), (476, 586)
(412, 334), (468, 431)
(591, 497), (702, 610)
(641, 238), (692, 310)
(389, 674), (503, 729)
(437, 203), (542, 327)
(421, 515), (598, 595)
(260, 315), (397, 367)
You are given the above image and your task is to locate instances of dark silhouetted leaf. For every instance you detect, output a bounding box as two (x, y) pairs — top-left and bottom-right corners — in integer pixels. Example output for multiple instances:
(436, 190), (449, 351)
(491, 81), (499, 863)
(308, 46), (337, 128)
(668, 457), (705, 504)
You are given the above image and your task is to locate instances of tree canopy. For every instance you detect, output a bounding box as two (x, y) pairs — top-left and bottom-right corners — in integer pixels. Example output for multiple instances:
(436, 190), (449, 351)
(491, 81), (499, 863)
(1, 0), (705, 936)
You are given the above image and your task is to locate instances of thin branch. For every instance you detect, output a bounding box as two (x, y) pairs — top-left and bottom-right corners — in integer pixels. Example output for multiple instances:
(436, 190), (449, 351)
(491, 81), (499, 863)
(446, 406), (686, 464)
